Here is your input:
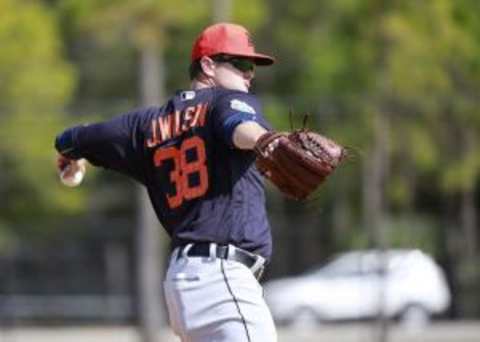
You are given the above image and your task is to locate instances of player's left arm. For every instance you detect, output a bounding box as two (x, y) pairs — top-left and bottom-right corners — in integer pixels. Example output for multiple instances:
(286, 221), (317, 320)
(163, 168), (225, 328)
(213, 92), (271, 150)
(219, 94), (346, 200)
(232, 121), (267, 150)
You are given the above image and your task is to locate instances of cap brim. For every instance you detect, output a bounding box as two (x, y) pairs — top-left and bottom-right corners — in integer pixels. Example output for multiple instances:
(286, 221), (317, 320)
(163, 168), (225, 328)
(226, 52), (275, 66)
(252, 53), (275, 66)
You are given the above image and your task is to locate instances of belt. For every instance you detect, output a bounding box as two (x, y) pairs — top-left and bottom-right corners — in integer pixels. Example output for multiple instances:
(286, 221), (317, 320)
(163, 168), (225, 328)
(176, 242), (266, 280)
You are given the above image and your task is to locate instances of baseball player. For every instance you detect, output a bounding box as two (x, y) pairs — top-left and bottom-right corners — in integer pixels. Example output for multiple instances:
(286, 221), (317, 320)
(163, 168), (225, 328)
(55, 23), (278, 341)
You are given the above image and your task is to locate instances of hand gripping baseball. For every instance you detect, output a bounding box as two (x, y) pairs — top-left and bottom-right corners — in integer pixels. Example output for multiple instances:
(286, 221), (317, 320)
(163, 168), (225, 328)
(254, 130), (346, 200)
(57, 155), (86, 187)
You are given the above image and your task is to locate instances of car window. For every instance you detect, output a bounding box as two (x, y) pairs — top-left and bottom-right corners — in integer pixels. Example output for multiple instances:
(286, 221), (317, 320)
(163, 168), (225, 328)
(359, 253), (383, 273)
(307, 252), (407, 277)
(360, 252), (411, 274)
(309, 253), (363, 277)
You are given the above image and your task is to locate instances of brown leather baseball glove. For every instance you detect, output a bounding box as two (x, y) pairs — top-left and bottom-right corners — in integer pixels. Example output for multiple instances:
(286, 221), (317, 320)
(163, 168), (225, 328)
(254, 129), (346, 200)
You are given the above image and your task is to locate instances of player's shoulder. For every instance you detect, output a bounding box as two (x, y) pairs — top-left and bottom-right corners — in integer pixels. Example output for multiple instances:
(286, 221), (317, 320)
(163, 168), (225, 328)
(115, 106), (164, 133)
(210, 87), (261, 115)
(122, 106), (162, 123)
(124, 105), (161, 117)
(212, 87), (259, 101)
(172, 87), (259, 104)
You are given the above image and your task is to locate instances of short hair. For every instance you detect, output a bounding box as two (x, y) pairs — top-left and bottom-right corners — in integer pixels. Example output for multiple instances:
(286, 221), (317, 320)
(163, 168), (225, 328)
(189, 59), (203, 80)
(189, 54), (239, 80)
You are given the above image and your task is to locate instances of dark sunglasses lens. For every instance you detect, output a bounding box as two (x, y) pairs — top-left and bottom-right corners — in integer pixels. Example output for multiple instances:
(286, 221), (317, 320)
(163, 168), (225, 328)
(230, 59), (255, 72)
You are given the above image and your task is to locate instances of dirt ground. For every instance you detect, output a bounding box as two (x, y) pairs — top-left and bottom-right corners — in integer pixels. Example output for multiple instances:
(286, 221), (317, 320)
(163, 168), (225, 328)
(0, 321), (479, 342)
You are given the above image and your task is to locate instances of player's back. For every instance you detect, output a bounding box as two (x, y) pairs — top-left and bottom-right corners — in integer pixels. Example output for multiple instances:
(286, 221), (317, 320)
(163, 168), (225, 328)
(141, 87), (272, 259)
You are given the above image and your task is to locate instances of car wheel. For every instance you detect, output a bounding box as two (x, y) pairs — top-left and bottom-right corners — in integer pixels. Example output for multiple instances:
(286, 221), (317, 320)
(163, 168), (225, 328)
(400, 304), (431, 328)
(289, 307), (319, 328)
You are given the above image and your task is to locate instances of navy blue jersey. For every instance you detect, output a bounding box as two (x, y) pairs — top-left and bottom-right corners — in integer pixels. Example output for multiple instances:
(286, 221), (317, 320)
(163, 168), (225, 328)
(55, 87), (273, 260)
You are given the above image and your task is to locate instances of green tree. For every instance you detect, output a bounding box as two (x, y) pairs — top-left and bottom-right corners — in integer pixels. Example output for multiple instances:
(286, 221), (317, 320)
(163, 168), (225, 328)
(267, 0), (480, 318)
(0, 0), (76, 241)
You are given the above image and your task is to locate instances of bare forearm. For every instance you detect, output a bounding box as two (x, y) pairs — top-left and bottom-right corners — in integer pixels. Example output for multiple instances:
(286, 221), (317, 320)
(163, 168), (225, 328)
(232, 121), (268, 150)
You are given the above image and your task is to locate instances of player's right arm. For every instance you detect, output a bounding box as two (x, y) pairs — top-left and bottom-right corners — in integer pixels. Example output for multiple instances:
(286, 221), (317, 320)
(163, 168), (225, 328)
(56, 153), (87, 184)
(54, 110), (150, 184)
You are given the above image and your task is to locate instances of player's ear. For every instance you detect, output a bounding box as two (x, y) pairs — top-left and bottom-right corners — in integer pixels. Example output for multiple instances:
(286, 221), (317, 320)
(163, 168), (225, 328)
(200, 56), (216, 78)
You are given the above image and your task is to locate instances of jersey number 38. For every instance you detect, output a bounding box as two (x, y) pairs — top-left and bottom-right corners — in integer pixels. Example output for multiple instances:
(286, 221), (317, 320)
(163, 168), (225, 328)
(154, 136), (209, 209)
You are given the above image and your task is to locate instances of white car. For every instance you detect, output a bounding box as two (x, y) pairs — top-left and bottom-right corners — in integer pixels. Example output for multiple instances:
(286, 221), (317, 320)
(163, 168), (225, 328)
(264, 249), (451, 326)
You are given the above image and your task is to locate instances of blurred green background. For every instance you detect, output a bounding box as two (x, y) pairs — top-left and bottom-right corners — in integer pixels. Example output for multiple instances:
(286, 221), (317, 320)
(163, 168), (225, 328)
(0, 0), (479, 330)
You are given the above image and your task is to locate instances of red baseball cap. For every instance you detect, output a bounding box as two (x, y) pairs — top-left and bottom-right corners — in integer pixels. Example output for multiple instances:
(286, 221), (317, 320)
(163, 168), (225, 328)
(191, 23), (275, 66)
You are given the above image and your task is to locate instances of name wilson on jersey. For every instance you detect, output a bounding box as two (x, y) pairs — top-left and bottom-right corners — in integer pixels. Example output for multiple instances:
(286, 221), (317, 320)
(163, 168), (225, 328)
(146, 103), (208, 148)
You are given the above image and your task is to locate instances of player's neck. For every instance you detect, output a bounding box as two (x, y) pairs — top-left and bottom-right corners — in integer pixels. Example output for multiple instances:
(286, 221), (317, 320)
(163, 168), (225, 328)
(191, 78), (216, 90)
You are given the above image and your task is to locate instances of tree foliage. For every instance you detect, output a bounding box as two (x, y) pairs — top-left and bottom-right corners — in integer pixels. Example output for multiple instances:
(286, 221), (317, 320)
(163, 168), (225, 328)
(0, 0), (79, 236)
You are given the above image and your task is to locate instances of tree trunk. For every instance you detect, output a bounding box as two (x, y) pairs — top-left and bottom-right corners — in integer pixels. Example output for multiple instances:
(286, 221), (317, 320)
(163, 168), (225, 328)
(136, 41), (166, 342)
(363, 111), (389, 248)
(332, 180), (350, 242)
(460, 128), (478, 259)
(212, 0), (232, 22)
(363, 110), (390, 342)
(461, 188), (477, 259)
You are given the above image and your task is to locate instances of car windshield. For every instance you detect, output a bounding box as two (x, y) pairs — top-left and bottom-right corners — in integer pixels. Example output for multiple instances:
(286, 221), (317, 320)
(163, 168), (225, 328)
(304, 251), (402, 277)
(305, 253), (363, 277)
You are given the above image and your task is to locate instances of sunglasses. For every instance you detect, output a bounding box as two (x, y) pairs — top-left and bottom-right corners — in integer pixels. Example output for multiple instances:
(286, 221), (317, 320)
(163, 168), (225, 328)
(212, 55), (256, 73)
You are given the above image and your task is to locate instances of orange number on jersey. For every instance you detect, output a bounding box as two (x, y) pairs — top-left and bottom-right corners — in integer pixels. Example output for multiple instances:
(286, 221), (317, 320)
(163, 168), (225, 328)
(154, 136), (209, 208)
(154, 146), (183, 208)
(180, 136), (208, 200)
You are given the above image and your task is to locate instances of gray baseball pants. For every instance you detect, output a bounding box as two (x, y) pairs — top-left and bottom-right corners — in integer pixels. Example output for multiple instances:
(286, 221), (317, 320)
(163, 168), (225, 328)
(163, 245), (277, 342)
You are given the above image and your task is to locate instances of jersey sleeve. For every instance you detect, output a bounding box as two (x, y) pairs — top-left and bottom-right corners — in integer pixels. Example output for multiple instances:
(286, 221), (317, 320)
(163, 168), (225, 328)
(212, 91), (272, 148)
(54, 108), (151, 184)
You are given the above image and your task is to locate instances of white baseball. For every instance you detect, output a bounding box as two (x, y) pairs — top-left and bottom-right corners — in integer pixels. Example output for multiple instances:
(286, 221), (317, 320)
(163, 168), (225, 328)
(60, 164), (85, 187)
